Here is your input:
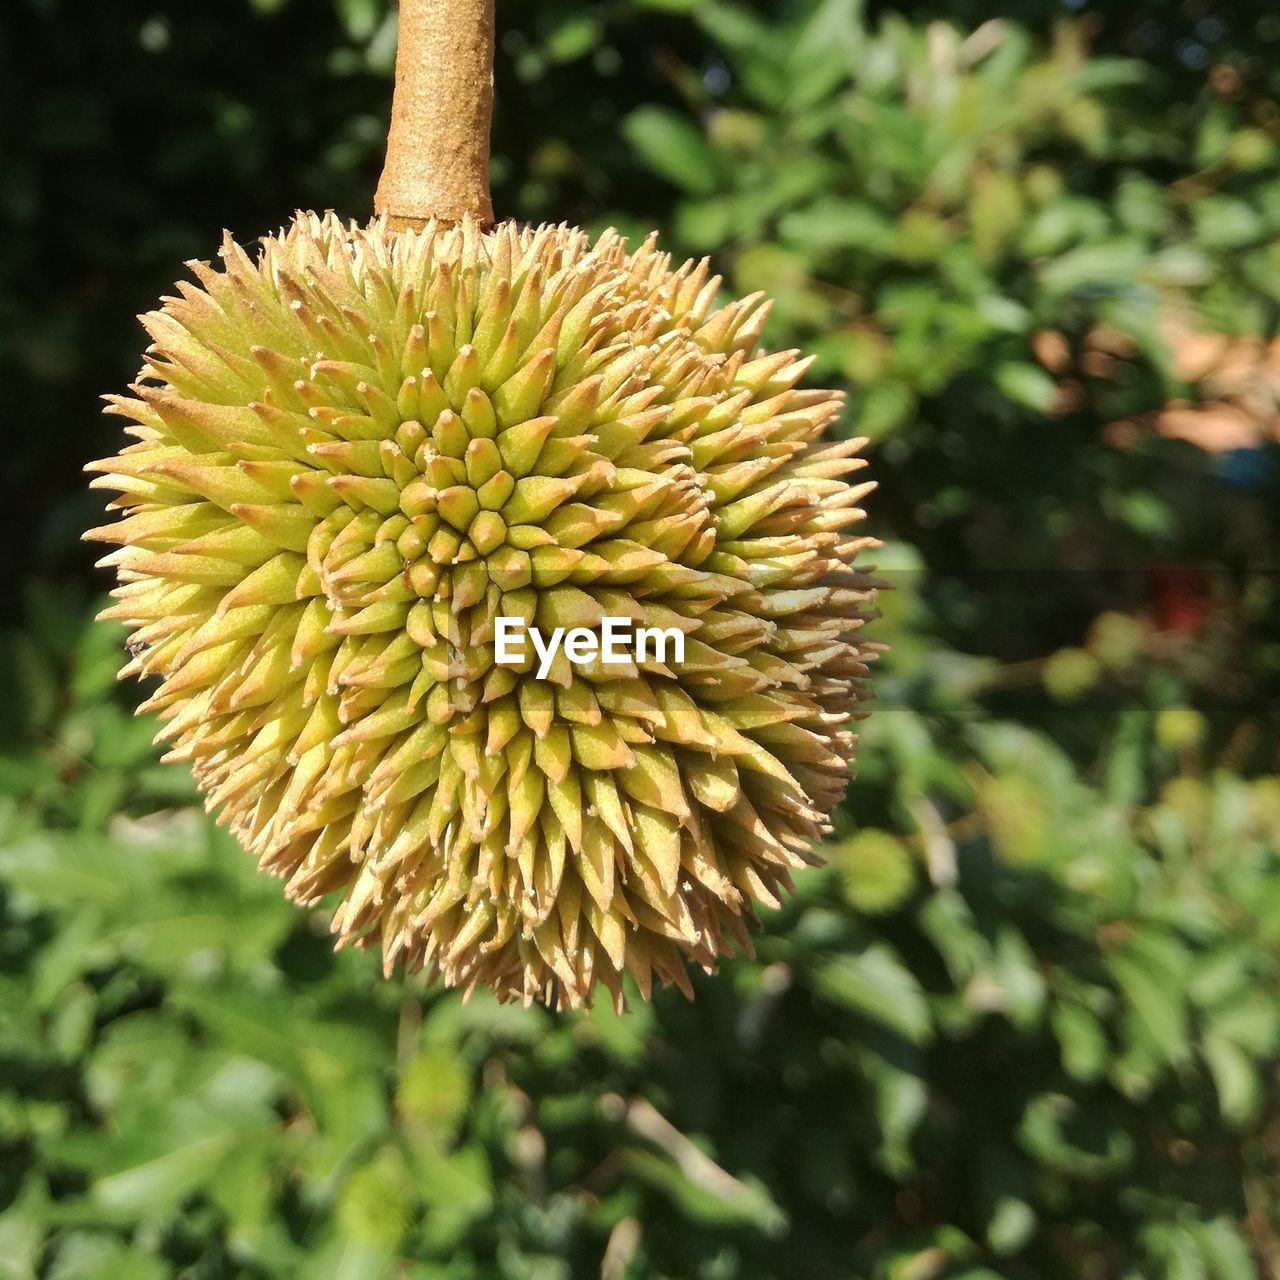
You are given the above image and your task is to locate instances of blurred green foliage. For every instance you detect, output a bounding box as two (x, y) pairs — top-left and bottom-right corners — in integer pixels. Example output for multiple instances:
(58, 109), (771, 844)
(2, 0), (1280, 1276)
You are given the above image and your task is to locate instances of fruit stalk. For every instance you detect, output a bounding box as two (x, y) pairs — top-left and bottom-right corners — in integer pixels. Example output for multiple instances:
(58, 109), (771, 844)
(374, 0), (495, 230)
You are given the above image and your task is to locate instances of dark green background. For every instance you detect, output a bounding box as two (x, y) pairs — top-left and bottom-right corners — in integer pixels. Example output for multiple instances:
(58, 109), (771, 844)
(1, 1), (1279, 1277)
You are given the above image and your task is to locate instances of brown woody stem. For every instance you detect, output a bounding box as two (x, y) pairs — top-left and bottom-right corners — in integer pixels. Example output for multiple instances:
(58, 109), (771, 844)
(374, 0), (495, 230)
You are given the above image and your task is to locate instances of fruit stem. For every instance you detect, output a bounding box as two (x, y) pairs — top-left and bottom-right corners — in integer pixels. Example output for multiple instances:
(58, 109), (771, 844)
(374, 0), (495, 230)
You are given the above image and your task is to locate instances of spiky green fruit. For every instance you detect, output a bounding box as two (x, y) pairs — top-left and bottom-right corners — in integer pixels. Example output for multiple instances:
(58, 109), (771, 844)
(87, 212), (877, 1009)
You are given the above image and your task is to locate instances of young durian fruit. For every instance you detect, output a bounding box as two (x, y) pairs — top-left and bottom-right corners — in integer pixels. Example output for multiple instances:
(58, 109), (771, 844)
(85, 0), (878, 1011)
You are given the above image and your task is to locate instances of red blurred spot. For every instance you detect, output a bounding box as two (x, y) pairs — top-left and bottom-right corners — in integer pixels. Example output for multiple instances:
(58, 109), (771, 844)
(1149, 563), (1212, 636)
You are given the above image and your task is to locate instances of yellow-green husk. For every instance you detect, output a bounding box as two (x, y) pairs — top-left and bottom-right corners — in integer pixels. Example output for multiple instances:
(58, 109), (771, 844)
(87, 212), (877, 1009)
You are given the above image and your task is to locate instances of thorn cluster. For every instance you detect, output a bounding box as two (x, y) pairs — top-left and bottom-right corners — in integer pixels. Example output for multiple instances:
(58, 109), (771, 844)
(87, 212), (878, 1008)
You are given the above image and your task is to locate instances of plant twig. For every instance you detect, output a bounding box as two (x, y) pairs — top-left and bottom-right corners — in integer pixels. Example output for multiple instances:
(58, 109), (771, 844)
(620, 1096), (760, 1208)
(375, 0), (495, 229)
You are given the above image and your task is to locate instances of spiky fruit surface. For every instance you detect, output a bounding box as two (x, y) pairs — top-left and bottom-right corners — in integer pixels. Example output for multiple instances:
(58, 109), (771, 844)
(88, 212), (877, 1009)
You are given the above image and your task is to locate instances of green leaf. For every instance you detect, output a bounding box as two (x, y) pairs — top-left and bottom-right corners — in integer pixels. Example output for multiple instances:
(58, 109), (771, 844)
(1107, 944), (1190, 1068)
(856, 1047), (927, 1177)
(815, 946), (933, 1045)
(994, 362), (1059, 413)
(854, 381), (916, 439)
(778, 199), (896, 254)
(336, 0), (378, 41)
(787, 0), (865, 107)
(1202, 1034), (1259, 1125)
(0, 835), (132, 908)
(1191, 1218), (1258, 1280)
(45, 1234), (169, 1280)
(406, 1144), (495, 1252)
(1051, 1001), (1109, 1083)
(987, 1195), (1036, 1256)
(0, 1179), (47, 1280)
(91, 1111), (273, 1217)
(1039, 238), (1147, 296)
(1018, 1093), (1134, 1178)
(622, 108), (719, 194)
(542, 15), (602, 64)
